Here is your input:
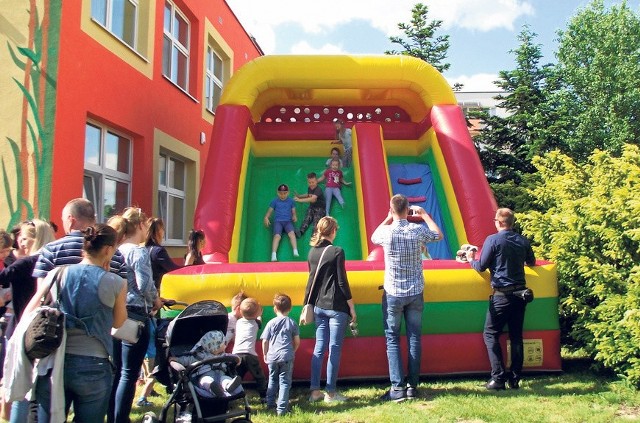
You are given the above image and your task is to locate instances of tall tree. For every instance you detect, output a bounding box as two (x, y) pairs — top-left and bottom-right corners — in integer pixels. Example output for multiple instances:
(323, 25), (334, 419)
(385, 3), (450, 73)
(520, 145), (640, 386)
(549, 0), (640, 161)
(468, 26), (552, 210)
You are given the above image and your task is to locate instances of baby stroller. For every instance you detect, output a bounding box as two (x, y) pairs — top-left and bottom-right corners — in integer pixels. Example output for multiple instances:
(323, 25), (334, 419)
(143, 300), (252, 423)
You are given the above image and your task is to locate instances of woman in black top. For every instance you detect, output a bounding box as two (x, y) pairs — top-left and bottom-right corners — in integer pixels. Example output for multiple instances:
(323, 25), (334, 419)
(144, 218), (181, 290)
(304, 216), (356, 403)
(184, 229), (205, 266)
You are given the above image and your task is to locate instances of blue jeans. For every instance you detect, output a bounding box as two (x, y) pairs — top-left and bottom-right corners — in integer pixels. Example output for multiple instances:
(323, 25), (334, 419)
(109, 319), (150, 423)
(9, 400), (30, 423)
(310, 307), (349, 393)
(324, 187), (344, 216)
(36, 354), (114, 423)
(266, 359), (294, 415)
(382, 292), (424, 389)
(484, 293), (527, 381)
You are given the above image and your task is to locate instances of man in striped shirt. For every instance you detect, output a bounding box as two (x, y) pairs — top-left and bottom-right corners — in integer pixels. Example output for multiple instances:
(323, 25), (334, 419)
(32, 198), (128, 282)
(371, 194), (442, 402)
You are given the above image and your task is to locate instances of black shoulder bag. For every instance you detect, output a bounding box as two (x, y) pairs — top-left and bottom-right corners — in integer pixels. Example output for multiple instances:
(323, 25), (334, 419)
(24, 266), (66, 360)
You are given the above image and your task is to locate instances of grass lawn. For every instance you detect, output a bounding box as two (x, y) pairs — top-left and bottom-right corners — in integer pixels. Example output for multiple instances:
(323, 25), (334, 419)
(131, 356), (640, 423)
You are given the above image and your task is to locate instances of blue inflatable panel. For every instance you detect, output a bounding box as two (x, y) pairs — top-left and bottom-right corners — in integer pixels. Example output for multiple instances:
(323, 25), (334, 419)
(389, 163), (452, 259)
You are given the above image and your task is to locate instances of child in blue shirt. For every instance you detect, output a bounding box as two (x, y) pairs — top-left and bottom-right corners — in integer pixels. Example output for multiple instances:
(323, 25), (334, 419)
(264, 184), (299, 261)
(261, 293), (300, 416)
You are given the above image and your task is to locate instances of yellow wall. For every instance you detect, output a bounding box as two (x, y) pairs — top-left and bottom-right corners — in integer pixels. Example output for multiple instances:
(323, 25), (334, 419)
(0, 1), (45, 226)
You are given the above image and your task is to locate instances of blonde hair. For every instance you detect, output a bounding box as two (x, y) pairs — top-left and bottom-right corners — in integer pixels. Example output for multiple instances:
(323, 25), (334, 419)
(310, 216), (338, 247)
(240, 297), (261, 320)
(20, 219), (55, 254)
(107, 215), (128, 245)
(108, 207), (148, 242)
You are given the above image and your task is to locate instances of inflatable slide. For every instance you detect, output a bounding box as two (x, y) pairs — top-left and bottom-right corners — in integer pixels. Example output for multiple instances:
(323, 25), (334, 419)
(161, 55), (561, 379)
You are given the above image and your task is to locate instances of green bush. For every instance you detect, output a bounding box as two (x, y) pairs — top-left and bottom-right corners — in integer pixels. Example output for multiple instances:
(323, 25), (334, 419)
(519, 144), (640, 386)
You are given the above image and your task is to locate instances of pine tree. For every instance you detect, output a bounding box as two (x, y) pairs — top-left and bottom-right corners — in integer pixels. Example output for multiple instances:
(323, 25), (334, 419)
(385, 3), (450, 73)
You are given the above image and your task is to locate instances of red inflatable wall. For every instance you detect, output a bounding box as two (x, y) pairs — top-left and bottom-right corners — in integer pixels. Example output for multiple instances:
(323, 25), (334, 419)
(430, 105), (497, 247)
(195, 105), (251, 262)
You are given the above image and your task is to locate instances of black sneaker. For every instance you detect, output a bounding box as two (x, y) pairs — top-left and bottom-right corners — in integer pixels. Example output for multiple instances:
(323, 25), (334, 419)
(380, 389), (406, 402)
(485, 379), (506, 390)
(406, 386), (418, 399)
(507, 374), (520, 390)
(294, 229), (302, 239)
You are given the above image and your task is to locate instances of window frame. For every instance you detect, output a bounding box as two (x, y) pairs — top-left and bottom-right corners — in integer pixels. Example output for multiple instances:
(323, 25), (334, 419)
(205, 45), (224, 113)
(91, 0), (139, 50)
(157, 151), (187, 245)
(83, 121), (133, 223)
(162, 0), (191, 92)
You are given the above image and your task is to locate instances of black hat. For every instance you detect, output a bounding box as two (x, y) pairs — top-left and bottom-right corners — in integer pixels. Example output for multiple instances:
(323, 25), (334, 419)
(277, 184), (289, 192)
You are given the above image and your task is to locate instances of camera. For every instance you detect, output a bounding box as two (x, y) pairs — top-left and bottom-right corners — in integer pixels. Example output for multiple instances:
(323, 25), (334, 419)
(349, 322), (358, 337)
(408, 208), (417, 216)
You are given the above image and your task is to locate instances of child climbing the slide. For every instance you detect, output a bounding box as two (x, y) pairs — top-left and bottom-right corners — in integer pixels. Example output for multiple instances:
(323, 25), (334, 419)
(264, 184), (299, 261)
(317, 159), (351, 216)
(332, 119), (352, 167)
(325, 147), (344, 168)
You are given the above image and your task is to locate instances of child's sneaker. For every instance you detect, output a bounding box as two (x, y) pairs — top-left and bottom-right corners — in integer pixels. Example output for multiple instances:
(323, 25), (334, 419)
(293, 249), (300, 257)
(324, 392), (347, 403)
(308, 391), (324, 402)
(136, 396), (152, 407)
(271, 252), (277, 262)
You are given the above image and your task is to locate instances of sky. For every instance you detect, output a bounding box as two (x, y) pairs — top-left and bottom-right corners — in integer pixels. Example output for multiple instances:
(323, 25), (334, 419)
(225, 0), (639, 91)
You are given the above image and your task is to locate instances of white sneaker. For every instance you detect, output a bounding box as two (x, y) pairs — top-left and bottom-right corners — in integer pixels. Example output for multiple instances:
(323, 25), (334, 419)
(324, 392), (347, 403)
(271, 252), (277, 262)
(293, 249), (299, 257)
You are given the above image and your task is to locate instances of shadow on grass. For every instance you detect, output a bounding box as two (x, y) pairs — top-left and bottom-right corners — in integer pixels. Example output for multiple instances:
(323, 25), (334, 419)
(137, 356), (628, 420)
(258, 355), (622, 414)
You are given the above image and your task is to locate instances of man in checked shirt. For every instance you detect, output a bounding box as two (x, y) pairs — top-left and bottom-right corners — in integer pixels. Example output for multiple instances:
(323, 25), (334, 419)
(371, 194), (442, 402)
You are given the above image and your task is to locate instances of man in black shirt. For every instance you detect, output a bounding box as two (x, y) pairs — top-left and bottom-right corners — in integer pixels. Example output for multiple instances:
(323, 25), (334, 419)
(467, 208), (536, 390)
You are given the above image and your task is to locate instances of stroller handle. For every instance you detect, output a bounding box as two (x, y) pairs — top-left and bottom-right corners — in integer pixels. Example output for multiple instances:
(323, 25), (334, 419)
(162, 299), (189, 309)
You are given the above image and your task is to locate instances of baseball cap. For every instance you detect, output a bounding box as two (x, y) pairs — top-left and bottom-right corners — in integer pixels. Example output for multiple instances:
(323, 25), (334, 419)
(277, 184), (289, 192)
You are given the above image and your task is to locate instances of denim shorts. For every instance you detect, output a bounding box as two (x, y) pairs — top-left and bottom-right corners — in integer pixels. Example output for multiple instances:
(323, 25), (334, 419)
(273, 221), (294, 235)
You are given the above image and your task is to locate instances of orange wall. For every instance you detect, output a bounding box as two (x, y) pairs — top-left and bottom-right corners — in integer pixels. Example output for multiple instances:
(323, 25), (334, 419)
(49, 0), (261, 222)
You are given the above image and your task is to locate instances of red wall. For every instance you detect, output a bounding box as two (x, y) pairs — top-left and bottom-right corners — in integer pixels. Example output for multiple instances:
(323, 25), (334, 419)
(49, 1), (261, 223)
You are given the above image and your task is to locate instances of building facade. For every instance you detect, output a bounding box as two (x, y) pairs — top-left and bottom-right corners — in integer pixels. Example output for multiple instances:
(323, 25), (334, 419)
(0, 0), (262, 253)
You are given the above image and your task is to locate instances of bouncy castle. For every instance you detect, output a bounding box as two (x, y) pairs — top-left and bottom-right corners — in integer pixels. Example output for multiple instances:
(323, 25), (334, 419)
(161, 55), (561, 378)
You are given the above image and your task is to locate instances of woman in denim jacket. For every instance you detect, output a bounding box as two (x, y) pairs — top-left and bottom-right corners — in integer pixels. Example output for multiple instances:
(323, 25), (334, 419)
(28, 224), (127, 422)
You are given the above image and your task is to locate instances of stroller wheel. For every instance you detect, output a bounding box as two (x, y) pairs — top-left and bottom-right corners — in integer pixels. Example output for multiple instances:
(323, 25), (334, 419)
(142, 412), (159, 423)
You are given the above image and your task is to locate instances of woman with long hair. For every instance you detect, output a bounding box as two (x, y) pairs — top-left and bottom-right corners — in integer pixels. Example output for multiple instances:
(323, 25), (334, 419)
(108, 207), (163, 423)
(0, 219), (55, 422)
(144, 217), (181, 290)
(304, 216), (356, 403)
(27, 224), (127, 422)
(184, 229), (205, 266)
(136, 217), (181, 407)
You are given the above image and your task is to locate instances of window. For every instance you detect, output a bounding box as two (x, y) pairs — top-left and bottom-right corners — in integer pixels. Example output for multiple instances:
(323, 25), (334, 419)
(91, 0), (138, 49)
(84, 122), (132, 222)
(205, 46), (223, 112)
(162, 0), (190, 91)
(158, 152), (186, 242)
